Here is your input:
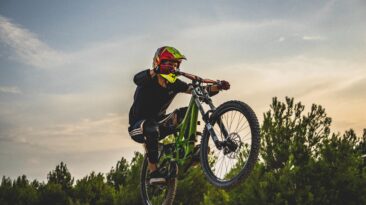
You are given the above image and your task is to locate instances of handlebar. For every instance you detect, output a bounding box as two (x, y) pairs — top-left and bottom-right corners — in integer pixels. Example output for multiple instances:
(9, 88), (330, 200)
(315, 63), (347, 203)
(175, 71), (217, 84)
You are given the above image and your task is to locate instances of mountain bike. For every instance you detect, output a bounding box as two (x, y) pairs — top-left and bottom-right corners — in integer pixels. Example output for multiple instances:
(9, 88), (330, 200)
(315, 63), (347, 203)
(140, 71), (260, 205)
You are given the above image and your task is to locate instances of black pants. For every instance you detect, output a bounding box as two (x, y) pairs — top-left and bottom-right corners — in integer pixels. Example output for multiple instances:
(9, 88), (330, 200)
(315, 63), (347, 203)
(128, 107), (187, 163)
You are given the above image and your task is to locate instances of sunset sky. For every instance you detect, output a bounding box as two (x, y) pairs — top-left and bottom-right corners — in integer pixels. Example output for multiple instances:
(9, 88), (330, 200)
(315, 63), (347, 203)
(1, 0), (365, 181)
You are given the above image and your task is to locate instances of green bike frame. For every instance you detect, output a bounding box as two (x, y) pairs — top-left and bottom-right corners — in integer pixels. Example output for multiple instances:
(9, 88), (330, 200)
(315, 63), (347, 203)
(160, 79), (227, 168)
(161, 96), (199, 166)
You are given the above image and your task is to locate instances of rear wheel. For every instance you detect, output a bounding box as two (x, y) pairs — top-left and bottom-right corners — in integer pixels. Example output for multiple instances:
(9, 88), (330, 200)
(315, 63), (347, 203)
(200, 100), (260, 188)
(140, 146), (178, 205)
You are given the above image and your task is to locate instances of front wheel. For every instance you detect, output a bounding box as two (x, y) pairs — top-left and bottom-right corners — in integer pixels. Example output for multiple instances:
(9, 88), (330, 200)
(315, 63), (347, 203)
(200, 100), (260, 188)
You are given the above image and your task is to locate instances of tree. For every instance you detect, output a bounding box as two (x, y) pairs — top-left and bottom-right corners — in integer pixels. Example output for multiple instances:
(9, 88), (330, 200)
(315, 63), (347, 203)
(175, 166), (209, 205)
(0, 176), (12, 205)
(0, 175), (39, 205)
(47, 162), (74, 194)
(309, 130), (366, 205)
(261, 97), (332, 171)
(107, 157), (129, 190)
(209, 97), (366, 205)
(114, 152), (143, 205)
(73, 172), (115, 205)
(38, 182), (70, 205)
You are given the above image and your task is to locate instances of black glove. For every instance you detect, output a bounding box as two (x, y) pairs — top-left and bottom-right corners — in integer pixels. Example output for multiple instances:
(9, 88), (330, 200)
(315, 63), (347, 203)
(217, 80), (230, 90)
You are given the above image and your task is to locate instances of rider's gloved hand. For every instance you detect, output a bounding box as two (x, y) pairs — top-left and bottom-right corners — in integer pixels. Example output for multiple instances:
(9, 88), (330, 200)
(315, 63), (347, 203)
(217, 80), (230, 90)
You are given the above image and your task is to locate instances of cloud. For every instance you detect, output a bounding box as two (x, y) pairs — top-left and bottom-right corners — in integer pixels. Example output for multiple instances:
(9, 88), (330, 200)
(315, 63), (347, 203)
(0, 111), (142, 180)
(0, 86), (22, 94)
(213, 55), (366, 136)
(302, 35), (326, 41)
(278, 36), (285, 42)
(330, 76), (366, 100)
(0, 15), (66, 68)
(5, 113), (136, 153)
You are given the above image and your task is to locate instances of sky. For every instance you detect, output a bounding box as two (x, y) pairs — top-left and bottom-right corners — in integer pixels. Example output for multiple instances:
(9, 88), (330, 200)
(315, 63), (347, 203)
(0, 0), (365, 181)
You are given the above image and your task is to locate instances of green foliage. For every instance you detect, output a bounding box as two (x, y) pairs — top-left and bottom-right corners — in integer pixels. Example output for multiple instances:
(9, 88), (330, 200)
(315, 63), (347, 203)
(47, 161), (74, 194)
(38, 182), (70, 205)
(261, 97), (332, 171)
(107, 157), (129, 190)
(207, 97), (366, 205)
(0, 97), (365, 204)
(0, 175), (39, 205)
(73, 172), (115, 205)
(114, 152), (143, 205)
(200, 184), (229, 205)
(175, 166), (209, 205)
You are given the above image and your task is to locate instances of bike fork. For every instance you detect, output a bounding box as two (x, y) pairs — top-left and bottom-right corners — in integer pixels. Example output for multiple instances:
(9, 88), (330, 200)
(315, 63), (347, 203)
(195, 98), (228, 150)
(193, 89), (229, 150)
(205, 123), (223, 150)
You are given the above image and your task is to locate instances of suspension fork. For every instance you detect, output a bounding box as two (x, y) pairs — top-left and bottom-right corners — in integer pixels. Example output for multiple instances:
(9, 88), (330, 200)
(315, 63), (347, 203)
(206, 102), (230, 142)
(192, 89), (230, 150)
(200, 86), (230, 141)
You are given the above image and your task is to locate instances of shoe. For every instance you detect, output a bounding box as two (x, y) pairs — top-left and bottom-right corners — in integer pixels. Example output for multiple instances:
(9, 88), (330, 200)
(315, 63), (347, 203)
(149, 170), (166, 185)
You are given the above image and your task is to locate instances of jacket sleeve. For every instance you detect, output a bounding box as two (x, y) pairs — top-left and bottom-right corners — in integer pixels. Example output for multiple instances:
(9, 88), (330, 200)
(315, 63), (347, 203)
(173, 79), (189, 93)
(133, 69), (152, 86)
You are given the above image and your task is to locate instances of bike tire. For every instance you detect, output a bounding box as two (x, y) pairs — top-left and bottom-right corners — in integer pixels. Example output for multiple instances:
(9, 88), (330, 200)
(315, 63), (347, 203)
(140, 154), (177, 205)
(200, 100), (260, 188)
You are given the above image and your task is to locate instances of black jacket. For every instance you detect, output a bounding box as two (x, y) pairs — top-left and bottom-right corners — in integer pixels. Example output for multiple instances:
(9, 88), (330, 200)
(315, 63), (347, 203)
(128, 69), (189, 125)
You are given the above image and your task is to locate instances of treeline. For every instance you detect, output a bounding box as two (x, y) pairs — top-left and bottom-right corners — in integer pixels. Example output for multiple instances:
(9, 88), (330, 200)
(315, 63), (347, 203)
(1, 97), (365, 205)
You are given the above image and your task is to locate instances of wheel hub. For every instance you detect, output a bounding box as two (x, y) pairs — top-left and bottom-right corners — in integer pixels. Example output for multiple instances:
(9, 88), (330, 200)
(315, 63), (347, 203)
(223, 132), (242, 158)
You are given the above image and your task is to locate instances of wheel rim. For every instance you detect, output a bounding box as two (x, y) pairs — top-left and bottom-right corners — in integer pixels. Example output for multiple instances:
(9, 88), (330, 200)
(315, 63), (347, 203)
(206, 109), (253, 182)
(142, 158), (176, 205)
(144, 179), (169, 205)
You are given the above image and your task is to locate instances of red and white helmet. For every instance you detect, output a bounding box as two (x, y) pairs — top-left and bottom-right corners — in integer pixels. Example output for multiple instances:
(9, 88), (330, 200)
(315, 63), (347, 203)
(153, 46), (186, 83)
(153, 46), (186, 69)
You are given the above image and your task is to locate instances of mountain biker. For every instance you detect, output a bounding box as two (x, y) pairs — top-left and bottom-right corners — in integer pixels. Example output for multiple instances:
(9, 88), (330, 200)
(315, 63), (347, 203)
(128, 46), (230, 184)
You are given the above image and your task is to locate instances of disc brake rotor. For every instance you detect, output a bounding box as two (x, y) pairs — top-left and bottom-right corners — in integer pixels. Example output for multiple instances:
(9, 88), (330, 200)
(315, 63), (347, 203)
(223, 132), (242, 159)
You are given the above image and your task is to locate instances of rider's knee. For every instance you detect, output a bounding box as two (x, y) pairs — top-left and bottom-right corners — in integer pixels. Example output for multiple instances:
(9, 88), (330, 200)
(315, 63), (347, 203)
(128, 120), (145, 143)
(128, 119), (160, 144)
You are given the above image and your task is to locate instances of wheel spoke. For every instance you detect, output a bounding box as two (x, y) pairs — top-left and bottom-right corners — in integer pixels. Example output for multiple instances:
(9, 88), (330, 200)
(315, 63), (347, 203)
(217, 153), (225, 177)
(229, 110), (237, 132)
(241, 131), (252, 141)
(224, 156), (229, 179)
(234, 112), (244, 133)
(236, 123), (249, 134)
(224, 113), (229, 131)
(228, 111), (233, 132)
